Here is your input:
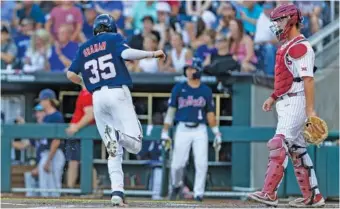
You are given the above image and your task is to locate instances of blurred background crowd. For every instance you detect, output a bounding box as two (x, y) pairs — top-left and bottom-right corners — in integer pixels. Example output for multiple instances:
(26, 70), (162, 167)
(1, 0), (332, 76)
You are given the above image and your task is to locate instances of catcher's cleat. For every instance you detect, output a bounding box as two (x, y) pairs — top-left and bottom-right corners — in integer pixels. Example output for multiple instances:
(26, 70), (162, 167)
(169, 186), (183, 201)
(288, 194), (325, 208)
(111, 191), (128, 207)
(248, 191), (278, 207)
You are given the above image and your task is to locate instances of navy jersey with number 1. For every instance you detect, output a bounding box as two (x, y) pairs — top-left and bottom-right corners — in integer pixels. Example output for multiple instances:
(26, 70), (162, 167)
(169, 82), (215, 124)
(68, 33), (132, 93)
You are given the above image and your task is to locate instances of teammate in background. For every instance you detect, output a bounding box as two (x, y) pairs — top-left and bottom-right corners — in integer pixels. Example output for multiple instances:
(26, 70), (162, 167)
(161, 58), (222, 202)
(66, 14), (165, 206)
(65, 85), (98, 194)
(36, 89), (66, 197)
(248, 4), (325, 207)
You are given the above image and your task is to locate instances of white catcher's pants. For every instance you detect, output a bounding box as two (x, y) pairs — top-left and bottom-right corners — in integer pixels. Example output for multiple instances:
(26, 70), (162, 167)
(93, 85), (143, 192)
(171, 122), (208, 197)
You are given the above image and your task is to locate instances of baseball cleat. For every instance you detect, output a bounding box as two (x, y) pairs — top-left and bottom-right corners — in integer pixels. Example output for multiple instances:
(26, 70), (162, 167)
(248, 191), (278, 207)
(169, 186), (183, 201)
(111, 191), (127, 207)
(104, 125), (118, 157)
(194, 196), (203, 202)
(288, 194), (325, 208)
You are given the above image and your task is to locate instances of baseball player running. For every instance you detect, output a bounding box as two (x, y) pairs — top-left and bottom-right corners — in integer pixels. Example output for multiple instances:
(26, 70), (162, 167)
(161, 58), (222, 202)
(248, 4), (325, 208)
(66, 14), (165, 206)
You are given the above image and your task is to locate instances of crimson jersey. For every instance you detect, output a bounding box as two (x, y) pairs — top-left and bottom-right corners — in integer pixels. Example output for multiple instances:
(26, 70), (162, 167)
(71, 89), (95, 124)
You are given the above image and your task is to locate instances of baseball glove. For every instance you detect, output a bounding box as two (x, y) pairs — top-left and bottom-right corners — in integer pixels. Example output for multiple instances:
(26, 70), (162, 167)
(303, 116), (328, 145)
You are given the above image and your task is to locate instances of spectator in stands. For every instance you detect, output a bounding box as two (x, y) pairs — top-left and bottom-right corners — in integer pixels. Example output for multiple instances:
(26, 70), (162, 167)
(201, 10), (217, 30)
(130, 0), (157, 31)
(166, 0), (181, 18)
(154, 2), (171, 50)
(94, 1), (124, 30)
(214, 2), (237, 36)
(188, 17), (207, 50)
(23, 29), (51, 73)
(164, 32), (192, 73)
(254, 3), (277, 75)
(48, 24), (78, 72)
(16, 1), (45, 29)
(65, 85), (98, 194)
(80, 2), (98, 41)
(37, 88), (65, 197)
(14, 18), (35, 68)
(1, 0), (16, 26)
(38, 1), (57, 15)
(238, 1), (263, 36)
(138, 34), (163, 73)
(185, 1), (212, 17)
(12, 104), (46, 197)
(295, 1), (324, 36)
(46, 1), (83, 42)
(128, 15), (160, 50)
(227, 19), (257, 72)
(1, 25), (17, 70)
(194, 29), (217, 62)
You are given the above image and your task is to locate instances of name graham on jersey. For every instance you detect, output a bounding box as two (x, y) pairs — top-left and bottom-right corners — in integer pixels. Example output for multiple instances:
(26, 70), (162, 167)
(83, 41), (107, 57)
(178, 96), (206, 109)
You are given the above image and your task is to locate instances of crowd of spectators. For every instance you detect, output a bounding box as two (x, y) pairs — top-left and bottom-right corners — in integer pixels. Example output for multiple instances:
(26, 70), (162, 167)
(1, 0), (332, 76)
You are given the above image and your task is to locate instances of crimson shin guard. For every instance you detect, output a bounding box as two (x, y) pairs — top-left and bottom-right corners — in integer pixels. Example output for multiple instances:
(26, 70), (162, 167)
(262, 134), (288, 194)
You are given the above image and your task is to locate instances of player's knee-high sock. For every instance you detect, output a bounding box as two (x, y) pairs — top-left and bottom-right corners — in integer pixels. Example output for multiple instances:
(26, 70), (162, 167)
(108, 155), (124, 193)
(290, 149), (320, 200)
(117, 130), (142, 154)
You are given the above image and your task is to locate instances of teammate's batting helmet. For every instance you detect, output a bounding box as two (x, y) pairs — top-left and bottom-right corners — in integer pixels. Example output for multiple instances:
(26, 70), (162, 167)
(269, 4), (302, 41)
(93, 14), (118, 36)
(184, 58), (203, 79)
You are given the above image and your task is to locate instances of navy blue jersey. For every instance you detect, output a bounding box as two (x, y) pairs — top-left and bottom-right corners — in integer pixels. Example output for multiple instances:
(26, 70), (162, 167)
(38, 111), (64, 153)
(169, 82), (215, 124)
(68, 33), (132, 93)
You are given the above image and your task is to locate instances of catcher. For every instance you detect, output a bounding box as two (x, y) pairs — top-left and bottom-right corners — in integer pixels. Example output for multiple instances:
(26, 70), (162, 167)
(248, 4), (328, 208)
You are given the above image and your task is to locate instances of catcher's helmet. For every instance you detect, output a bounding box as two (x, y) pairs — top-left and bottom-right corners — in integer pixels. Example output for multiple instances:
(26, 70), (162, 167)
(269, 4), (302, 41)
(93, 14), (118, 36)
(184, 58), (203, 79)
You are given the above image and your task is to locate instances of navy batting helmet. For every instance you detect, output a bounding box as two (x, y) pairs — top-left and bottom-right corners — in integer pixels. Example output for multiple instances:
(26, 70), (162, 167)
(184, 58), (203, 79)
(93, 14), (118, 36)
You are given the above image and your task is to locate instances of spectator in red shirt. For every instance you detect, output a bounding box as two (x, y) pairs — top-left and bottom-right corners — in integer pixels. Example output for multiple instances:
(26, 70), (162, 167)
(45, 1), (83, 42)
(65, 86), (98, 191)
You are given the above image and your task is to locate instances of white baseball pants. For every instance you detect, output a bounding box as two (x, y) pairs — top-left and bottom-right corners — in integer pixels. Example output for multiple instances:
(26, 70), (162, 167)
(171, 122), (208, 197)
(92, 85), (143, 193)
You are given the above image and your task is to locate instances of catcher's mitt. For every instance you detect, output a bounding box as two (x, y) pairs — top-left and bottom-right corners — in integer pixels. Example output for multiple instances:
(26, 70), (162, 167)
(303, 116), (328, 145)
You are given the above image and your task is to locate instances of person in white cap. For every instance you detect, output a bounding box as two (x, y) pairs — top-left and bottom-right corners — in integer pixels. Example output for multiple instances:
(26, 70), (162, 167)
(154, 2), (171, 50)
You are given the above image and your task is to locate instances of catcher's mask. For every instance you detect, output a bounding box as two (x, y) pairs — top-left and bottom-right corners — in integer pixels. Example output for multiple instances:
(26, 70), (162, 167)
(269, 4), (303, 41)
(184, 58), (203, 80)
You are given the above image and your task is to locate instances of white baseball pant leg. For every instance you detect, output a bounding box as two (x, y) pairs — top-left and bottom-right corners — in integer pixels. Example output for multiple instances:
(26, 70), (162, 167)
(93, 85), (143, 193)
(24, 172), (39, 197)
(171, 123), (208, 197)
(38, 149), (65, 197)
(276, 95), (320, 194)
(192, 125), (208, 197)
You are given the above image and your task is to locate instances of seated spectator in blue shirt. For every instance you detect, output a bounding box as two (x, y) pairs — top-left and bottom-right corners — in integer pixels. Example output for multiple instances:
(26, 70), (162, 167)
(237, 1), (262, 36)
(48, 24), (78, 72)
(14, 18), (35, 66)
(213, 2), (237, 36)
(195, 30), (217, 62)
(16, 1), (45, 28)
(94, 0), (124, 30)
(79, 2), (98, 42)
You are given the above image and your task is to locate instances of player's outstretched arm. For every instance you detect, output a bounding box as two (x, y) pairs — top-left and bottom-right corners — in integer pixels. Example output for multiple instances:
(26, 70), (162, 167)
(121, 48), (166, 61)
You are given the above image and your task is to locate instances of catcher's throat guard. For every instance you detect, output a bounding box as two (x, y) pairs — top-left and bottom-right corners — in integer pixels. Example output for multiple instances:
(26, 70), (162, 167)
(303, 116), (328, 146)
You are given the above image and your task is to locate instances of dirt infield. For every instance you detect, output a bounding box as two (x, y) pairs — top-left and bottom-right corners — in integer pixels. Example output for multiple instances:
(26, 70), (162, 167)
(1, 197), (339, 208)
